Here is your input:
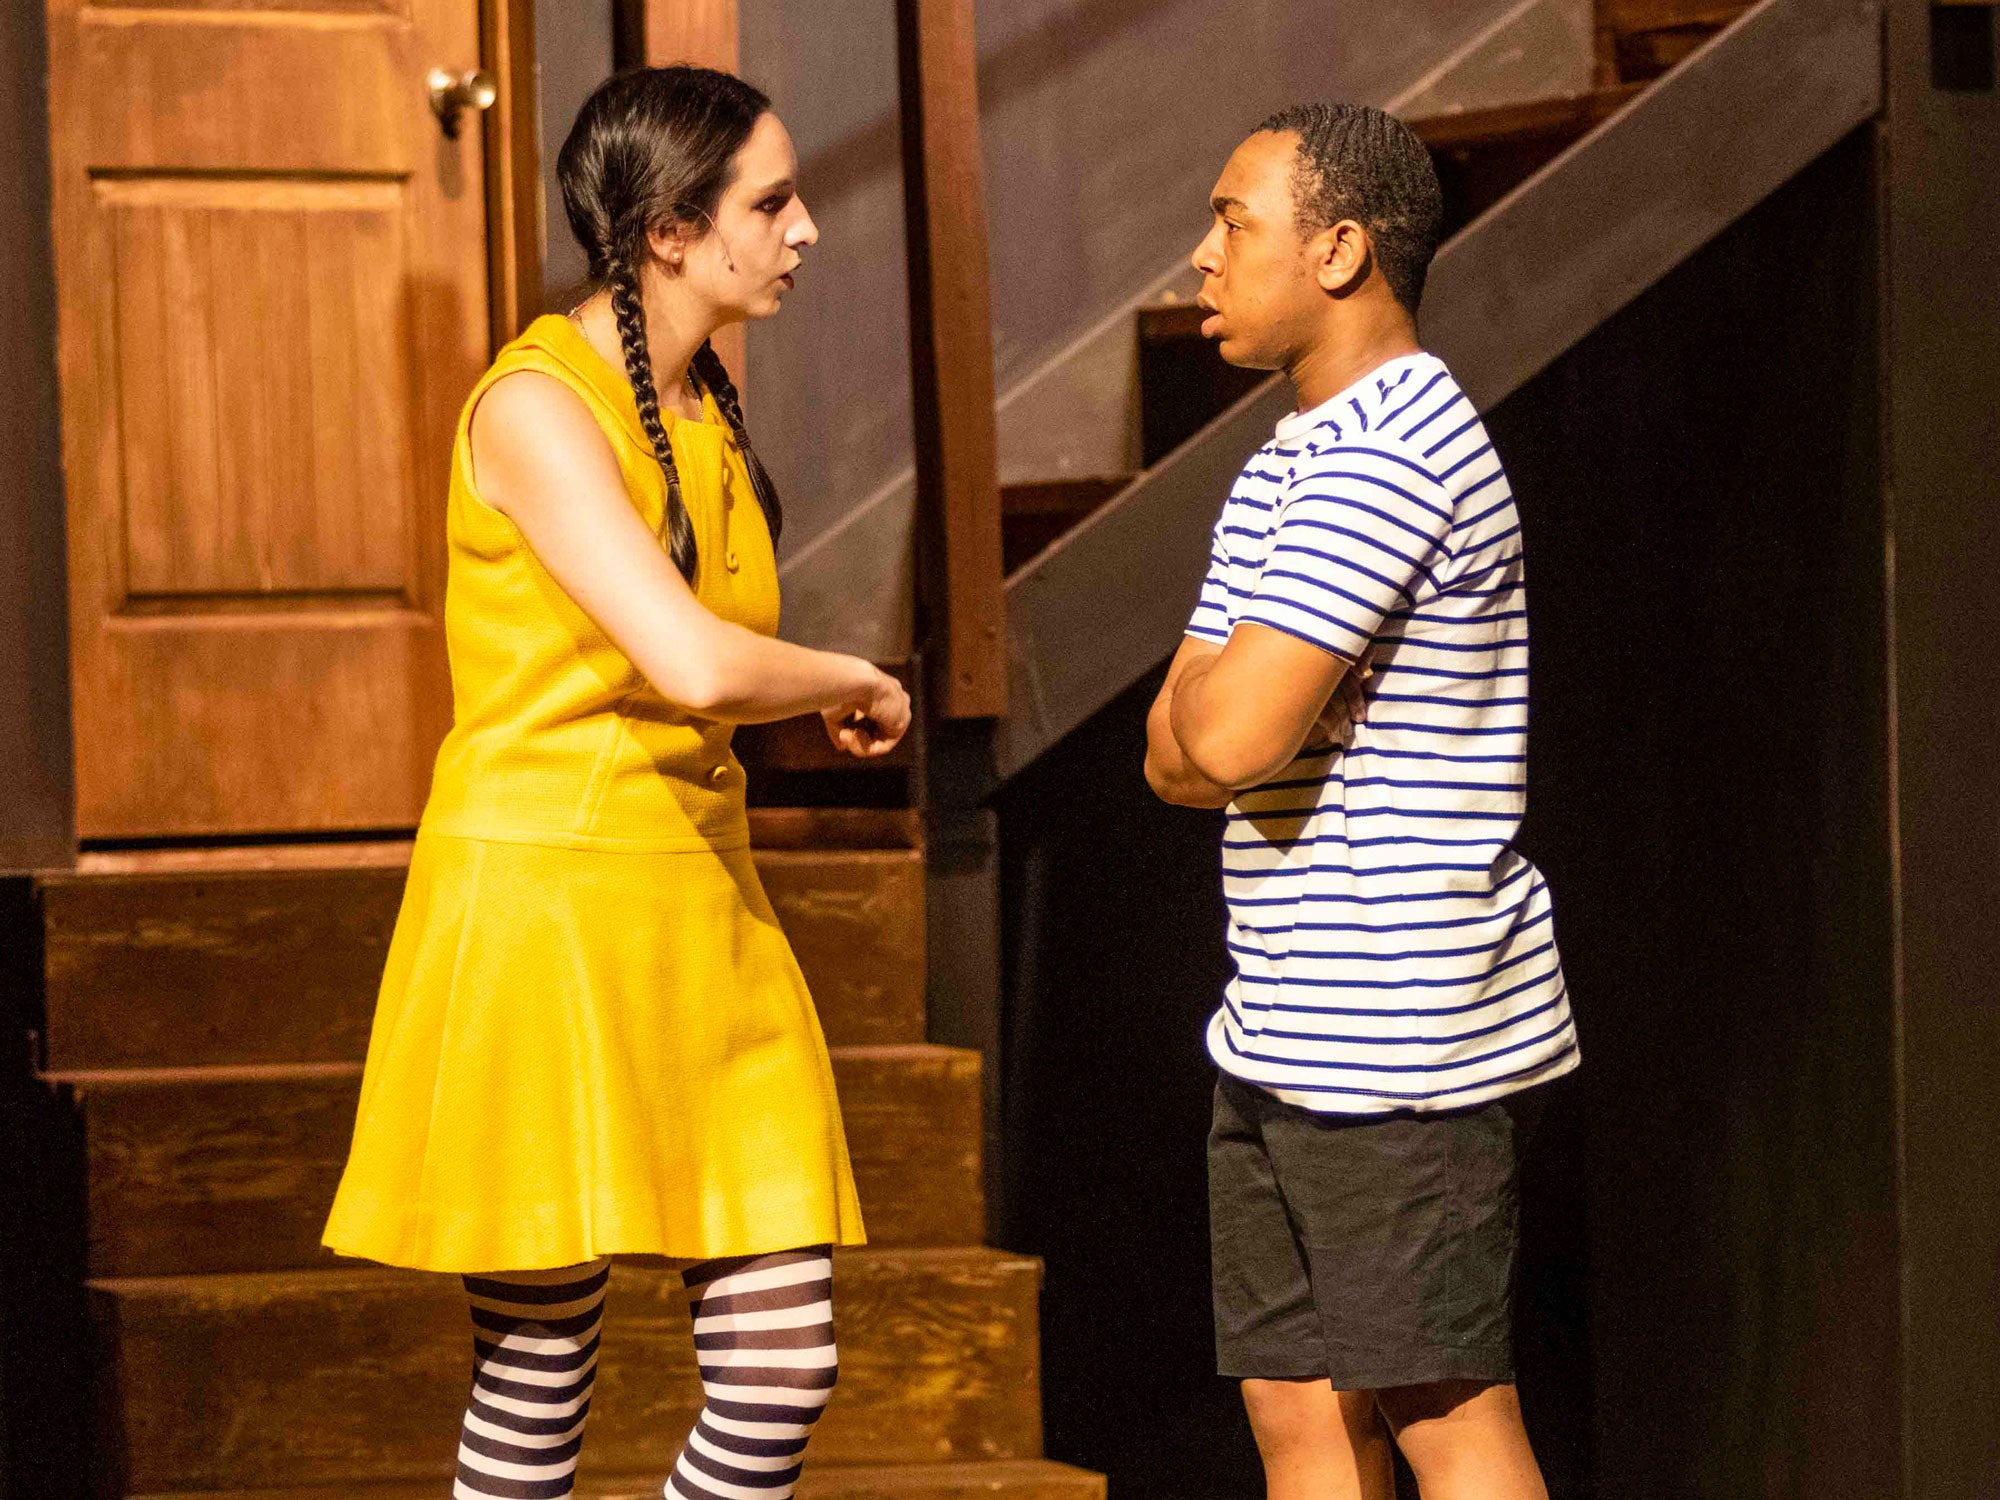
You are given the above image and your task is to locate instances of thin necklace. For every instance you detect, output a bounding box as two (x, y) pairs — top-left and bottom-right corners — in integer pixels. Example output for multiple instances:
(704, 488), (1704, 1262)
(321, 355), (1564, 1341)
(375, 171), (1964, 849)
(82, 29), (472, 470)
(570, 303), (701, 408)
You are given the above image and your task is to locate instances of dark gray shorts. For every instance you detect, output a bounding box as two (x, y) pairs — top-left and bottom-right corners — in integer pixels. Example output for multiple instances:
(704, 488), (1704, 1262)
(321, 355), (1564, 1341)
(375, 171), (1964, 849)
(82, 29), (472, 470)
(1208, 1071), (1539, 1391)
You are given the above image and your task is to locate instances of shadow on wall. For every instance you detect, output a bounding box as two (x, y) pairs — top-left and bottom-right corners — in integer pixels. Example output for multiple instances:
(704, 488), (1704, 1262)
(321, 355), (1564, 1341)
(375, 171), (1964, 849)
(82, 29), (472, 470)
(997, 129), (1895, 1500)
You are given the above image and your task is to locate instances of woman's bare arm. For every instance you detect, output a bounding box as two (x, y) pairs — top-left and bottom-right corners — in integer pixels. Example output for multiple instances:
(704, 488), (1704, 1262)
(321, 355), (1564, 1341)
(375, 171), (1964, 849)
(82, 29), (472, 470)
(469, 370), (908, 750)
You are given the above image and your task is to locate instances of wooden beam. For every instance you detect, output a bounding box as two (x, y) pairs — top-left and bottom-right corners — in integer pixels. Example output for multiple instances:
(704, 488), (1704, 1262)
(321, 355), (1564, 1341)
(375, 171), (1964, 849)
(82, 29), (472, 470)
(631, 0), (745, 386)
(991, 0), (1881, 783)
(896, 0), (1006, 717)
(639, 0), (737, 70)
(482, 0), (544, 346)
(1883, 0), (2000, 1484)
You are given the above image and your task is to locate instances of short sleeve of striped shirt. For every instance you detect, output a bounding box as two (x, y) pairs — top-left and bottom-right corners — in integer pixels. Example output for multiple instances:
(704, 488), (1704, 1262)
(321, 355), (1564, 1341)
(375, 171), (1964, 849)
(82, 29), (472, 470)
(1186, 521), (1237, 645)
(1242, 446), (1455, 661)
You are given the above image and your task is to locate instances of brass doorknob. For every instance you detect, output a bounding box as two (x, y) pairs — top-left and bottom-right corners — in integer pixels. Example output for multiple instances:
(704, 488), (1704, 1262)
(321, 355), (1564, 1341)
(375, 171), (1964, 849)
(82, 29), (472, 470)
(427, 67), (497, 139)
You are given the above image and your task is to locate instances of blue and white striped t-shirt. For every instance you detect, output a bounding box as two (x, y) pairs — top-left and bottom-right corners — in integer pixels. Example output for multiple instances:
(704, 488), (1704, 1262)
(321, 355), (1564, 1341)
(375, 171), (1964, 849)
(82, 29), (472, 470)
(1186, 351), (1578, 1114)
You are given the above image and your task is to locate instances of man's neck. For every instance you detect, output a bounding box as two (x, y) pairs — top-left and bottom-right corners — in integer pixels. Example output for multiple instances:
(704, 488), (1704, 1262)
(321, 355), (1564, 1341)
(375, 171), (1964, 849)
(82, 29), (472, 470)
(1286, 314), (1423, 415)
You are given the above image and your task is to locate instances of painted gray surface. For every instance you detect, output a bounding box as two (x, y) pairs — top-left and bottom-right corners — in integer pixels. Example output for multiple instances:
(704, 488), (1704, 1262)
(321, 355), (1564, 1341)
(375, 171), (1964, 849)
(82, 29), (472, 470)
(745, 0), (1560, 656)
(535, 0), (616, 301)
(992, 0), (1595, 490)
(0, 0), (75, 872)
(993, 0), (1884, 781)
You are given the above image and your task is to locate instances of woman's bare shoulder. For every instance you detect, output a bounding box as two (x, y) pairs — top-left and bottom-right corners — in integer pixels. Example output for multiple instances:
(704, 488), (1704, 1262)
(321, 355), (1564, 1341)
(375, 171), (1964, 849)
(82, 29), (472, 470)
(468, 369), (623, 517)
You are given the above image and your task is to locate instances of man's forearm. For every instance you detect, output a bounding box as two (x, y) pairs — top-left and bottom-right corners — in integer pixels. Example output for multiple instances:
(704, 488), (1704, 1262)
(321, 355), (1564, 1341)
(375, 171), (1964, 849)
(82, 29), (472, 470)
(1146, 668), (1237, 808)
(1148, 752), (1237, 808)
(1170, 652), (1309, 790)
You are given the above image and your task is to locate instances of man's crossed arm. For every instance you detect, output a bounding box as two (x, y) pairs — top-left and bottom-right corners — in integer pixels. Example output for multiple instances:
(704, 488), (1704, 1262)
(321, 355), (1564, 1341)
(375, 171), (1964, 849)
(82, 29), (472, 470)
(1143, 624), (1368, 809)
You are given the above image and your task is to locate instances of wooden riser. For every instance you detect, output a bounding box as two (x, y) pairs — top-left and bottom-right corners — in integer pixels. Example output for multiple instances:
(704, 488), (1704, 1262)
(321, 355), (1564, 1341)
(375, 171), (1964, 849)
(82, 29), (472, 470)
(130, 1457), (1108, 1500)
(59, 1045), (982, 1277)
(38, 847), (925, 1071)
(92, 1251), (1045, 1495)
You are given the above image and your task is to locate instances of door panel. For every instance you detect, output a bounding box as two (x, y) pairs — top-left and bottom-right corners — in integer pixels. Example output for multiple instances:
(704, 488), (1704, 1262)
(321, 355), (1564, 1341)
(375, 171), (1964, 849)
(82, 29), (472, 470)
(105, 178), (417, 599)
(49, 0), (487, 837)
(81, 14), (415, 173)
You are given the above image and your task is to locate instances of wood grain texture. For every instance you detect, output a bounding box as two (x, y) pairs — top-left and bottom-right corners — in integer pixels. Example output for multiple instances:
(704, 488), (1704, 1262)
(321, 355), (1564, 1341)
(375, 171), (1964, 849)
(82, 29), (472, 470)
(39, 846), (926, 1069)
(67, 807), (917, 871)
(78, 11), (412, 175)
(49, 0), (483, 837)
(129, 1457), (1106, 1500)
(40, 866), (405, 1071)
(61, 1045), (980, 1275)
(757, 850), (928, 1046)
(92, 1250), (1044, 1492)
(895, 0), (1005, 716)
(482, 0), (544, 344)
(641, 0), (737, 69)
(103, 177), (417, 598)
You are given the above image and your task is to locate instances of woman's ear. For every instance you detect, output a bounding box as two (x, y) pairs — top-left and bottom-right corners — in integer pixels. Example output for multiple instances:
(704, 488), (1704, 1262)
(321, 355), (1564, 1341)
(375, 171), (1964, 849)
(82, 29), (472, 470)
(646, 218), (693, 272)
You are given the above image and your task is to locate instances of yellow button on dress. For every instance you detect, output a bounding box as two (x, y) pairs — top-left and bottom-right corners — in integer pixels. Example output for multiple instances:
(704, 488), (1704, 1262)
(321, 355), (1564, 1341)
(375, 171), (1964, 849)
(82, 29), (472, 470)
(322, 314), (865, 1273)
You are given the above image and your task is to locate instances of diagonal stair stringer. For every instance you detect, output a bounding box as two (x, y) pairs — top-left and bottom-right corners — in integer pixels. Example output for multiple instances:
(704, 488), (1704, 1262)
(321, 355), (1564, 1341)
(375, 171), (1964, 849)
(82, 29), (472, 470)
(992, 0), (1882, 783)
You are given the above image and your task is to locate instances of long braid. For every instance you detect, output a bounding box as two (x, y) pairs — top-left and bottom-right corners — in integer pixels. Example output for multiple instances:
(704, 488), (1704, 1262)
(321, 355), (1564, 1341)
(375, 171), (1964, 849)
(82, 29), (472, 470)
(691, 340), (783, 550)
(608, 258), (700, 582)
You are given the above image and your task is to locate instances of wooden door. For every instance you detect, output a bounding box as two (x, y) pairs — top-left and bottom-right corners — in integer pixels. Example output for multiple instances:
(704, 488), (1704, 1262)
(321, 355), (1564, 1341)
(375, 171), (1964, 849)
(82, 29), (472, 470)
(46, 0), (492, 839)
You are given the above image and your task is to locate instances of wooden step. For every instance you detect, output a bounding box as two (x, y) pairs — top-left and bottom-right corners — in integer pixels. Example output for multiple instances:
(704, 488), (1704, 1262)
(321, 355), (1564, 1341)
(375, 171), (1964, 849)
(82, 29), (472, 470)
(130, 1457), (1108, 1500)
(1599, 1), (1751, 81)
(1000, 478), (1130, 575)
(58, 1045), (981, 1277)
(38, 838), (925, 1071)
(91, 1250), (1045, 1495)
(1134, 302), (1268, 468)
(735, 669), (917, 809)
(1409, 85), (1645, 236)
(1119, 81), (1660, 479)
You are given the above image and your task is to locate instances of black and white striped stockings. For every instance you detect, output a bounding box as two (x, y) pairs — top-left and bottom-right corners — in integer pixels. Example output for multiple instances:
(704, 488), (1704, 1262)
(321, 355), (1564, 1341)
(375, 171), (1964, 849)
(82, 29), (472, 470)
(453, 1249), (837, 1500)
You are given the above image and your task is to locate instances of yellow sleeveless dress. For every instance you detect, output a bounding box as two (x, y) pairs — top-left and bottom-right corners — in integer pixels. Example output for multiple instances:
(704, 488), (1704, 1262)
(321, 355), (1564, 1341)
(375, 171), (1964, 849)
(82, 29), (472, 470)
(322, 314), (865, 1273)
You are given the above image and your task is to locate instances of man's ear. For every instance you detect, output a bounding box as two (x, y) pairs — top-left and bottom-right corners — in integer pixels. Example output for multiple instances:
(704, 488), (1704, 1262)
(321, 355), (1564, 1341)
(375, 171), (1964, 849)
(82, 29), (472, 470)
(1315, 219), (1373, 299)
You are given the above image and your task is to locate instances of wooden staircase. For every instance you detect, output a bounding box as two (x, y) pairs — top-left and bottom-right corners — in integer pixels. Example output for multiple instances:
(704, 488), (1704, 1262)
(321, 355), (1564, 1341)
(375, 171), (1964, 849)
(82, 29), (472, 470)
(994, 0), (1752, 582)
(26, 808), (1102, 1500)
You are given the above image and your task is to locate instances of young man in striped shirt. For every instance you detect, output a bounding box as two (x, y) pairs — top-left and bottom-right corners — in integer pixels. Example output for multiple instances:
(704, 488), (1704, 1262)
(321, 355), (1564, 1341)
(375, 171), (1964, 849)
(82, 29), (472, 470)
(1144, 104), (1577, 1500)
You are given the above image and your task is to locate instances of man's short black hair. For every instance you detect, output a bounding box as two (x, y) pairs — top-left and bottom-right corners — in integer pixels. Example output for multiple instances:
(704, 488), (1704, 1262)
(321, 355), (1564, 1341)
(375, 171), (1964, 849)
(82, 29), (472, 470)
(1256, 102), (1444, 315)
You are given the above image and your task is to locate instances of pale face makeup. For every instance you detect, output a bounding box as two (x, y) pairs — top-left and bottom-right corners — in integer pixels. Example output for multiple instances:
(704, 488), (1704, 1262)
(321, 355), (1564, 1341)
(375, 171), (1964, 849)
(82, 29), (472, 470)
(667, 112), (819, 325)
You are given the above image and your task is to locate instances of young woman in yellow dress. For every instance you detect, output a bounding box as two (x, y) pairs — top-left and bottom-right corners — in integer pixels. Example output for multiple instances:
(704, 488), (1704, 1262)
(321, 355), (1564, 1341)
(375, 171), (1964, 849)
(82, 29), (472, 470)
(321, 65), (909, 1500)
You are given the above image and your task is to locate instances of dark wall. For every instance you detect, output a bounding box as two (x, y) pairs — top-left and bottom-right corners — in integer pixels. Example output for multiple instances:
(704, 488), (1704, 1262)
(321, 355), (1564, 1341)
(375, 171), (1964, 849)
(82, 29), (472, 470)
(998, 127), (1894, 1500)
(0, 0), (74, 872)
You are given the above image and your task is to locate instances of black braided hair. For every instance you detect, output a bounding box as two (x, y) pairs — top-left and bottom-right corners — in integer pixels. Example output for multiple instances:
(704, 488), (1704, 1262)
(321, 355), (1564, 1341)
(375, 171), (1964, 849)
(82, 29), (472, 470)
(556, 65), (782, 582)
(1256, 102), (1443, 314)
(691, 339), (781, 549)
(606, 256), (699, 577)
